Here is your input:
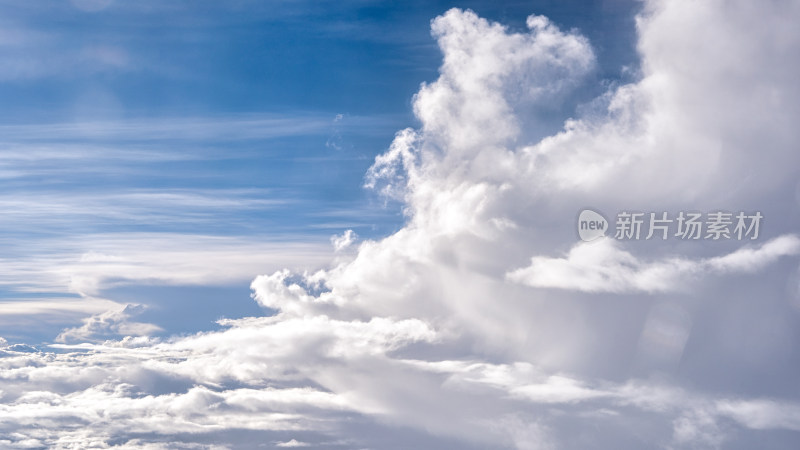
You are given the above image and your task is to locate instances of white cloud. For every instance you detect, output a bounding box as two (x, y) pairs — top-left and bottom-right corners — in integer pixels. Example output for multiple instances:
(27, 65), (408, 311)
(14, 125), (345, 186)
(506, 234), (800, 293)
(0, 297), (118, 317)
(330, 229), (357, 252)
(2, 1), (800, 449)
(715, 399), (800, 431)
(55, 304), (162, 344)
(520, 0), (800, 202)
(0, 233), (333, 297)
(276, 439), (310, 447)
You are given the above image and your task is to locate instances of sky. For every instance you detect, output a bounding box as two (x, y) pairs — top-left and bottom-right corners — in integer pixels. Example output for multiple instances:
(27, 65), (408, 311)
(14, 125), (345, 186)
(0, 0), (799, 448)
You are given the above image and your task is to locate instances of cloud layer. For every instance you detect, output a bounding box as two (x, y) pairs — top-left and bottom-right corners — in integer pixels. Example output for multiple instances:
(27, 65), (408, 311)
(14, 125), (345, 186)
(2, 1), (800, 448)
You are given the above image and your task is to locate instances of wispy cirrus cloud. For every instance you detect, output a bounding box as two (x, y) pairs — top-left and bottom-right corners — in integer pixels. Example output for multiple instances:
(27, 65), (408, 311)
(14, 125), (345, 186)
(0, 233), (334, 295)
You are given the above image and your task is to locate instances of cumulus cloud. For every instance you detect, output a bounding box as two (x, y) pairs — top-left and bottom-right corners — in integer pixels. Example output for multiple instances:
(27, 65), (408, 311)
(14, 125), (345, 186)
(276, 439), (310, 448)
(55, 304), (163, 343)
(521, 0), (800, 202)
(506, 234), (800, 293)
(330, 229), (357, 252)
(2, 1), (800, 449)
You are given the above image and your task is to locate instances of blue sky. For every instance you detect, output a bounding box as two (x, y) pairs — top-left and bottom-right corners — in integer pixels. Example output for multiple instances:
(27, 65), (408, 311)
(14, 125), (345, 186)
(0, 0), (641, 344)
(2, 1), (800, 449)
